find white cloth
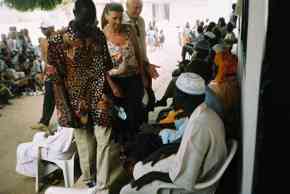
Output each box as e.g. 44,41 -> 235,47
44,186 -> 105,194
7,39 -> 17,51
204,31 -> 216,40
176,73 -> 206,95
120,103 -> 227,194
16,126 -> 74,177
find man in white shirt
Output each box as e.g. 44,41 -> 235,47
120,73 -> 227,194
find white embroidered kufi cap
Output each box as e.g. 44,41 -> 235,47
176,73 -> 206,95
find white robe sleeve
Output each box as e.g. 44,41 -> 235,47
169,119 -> 211,192
32,126 -> 74,153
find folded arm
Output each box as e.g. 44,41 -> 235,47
142,142 -> 180,166
131,172 -> 172,190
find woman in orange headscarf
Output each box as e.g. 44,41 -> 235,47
209,39 -> 240,113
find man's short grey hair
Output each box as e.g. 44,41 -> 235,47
126,0 -> 143,7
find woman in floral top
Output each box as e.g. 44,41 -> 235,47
101,2 -> 146,143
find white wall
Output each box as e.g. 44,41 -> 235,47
208,0 -> 233,22
170,1 -> 208,27
141,3 -> 154,23
240,0 -> 269,194
169,0 -> 234,27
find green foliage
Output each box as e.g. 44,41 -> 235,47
4,0 -> 65,11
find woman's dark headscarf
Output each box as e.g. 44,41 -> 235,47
72,0 -> 97,39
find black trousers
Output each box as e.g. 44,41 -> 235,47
39,80 -> 55,126
113,74 -> 145,136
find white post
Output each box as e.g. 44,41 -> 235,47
241,0 -> 269,194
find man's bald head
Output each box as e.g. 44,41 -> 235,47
126,0 -> 143,18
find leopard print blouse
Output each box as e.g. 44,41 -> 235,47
48,24 -> 113,128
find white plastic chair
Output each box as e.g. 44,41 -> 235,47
35,142 -> 77,192
159,139 -> 238,194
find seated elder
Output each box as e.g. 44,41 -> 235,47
120,72 -> 227,194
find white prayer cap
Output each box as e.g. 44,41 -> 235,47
204,31 -> 216,39
40,20 -> 54,28
176,73 -> 206,95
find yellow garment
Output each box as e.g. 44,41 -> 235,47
159,109 -> 184,124
209,79 -> 239,112
214,51 -> 238,83
211,50 -> 239,113
213,52 -> 224,83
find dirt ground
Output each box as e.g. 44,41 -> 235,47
0,95 -> 54,194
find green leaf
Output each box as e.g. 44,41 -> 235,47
3,0 -> 65,11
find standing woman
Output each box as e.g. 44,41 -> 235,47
101,2 -> 146,142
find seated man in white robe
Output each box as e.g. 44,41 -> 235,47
16,124 -> 74,177
120,72 -> 227,194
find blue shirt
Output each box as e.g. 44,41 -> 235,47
159,86 -> 224,144
159,118 -> 189,144
205,86 -> 224,118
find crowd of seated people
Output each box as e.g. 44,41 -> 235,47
117,14 -> 239,194
180,17 -> 237,62
14,1 -> 239,194
0,26 -> 44,109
